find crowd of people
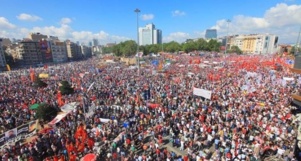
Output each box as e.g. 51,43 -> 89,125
0,53 -> 299,161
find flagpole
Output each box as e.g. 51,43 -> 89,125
83,82 -> 95,122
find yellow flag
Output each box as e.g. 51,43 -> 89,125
6,64 -> 11,71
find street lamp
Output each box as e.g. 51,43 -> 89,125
294,25 -> 301,56
224,19 -> 231,54
134,8 -> 140,75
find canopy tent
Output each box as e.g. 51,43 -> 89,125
29,103 -> 40,110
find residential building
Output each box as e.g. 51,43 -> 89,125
92,39 -> 99,46
205,29 -> 217,39
49,40 -> 68,63
49,36 -> 59,41
66,40 -> 82,60
5,44 -> 19,61
0,39 -> 6,68
228,34 -> 278,54
106,43 -> 116,47
92,46 -> 102,55
138,23 -> 162,45
18,40 -> 43,66
0,38 -> 12,47
39,39 -> 53,63
277,44 -> 293,55
28,33 -> 48,41
80,45 -> 92,58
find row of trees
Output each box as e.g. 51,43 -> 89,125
102,38 -> 231,56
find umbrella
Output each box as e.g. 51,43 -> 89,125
81,153 -> 96,161
29,103 -> 40,110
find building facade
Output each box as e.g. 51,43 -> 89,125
39,39 -> 53,63
49,40 -> 68,63
92,39 -> 99,46
28,33 -> 48,41
18,40 -> 43,66
0,39 -> 6,68
80,45 -> 92,58
229,34 -> 278,54
205,29 -> 217,39
139,23 -> 162,46
66,40 -> 82,60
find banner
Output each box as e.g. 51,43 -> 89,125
0,120 -> 38,148
48,112 -> 69,125
60,102 -> 78,113
39,73 -> 49,78
193,87 -> 212,100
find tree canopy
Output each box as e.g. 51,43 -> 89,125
59,80 -> 74,95
101,38 -> 222,56
33,76 -> 47,88
35,103 -> 60,122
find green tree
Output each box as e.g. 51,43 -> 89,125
35,103 -> 60,122
229,46 -> 243,54
2,46 -> 15,67
290,46 -> 301,55
33,76 -> 47,88
112,44 -> 122,56
121,40 -> 137,57
182,41 -> 197,53
207,39 -> 221,52
59,80 -> 74,95
102,46 -> 113,54
165,41 -> 181,53
195,38 -> 208,51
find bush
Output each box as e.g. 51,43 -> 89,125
59,80 -> 74,95
35,103 -> 60,122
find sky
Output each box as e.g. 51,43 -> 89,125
0,0 -> 301,45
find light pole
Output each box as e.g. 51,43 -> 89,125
294,25 -> 301,56
224,19 -> 231,54
134,8 -> 140,75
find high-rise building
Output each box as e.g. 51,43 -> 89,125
205,29 -> 217,39
0,39 -> 7,68
138,23 -> 162,46
28,33 -> 48,41
229,34 -> 278,54
88,42 -> 93,47
49,40 -> 68,63
92,39 -> 99,46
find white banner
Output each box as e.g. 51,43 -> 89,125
99,118 -> 111,123
193,87 -> 212,100
60,102 -> 78,113
48,112 -> 69,125
283,77 -> 294,81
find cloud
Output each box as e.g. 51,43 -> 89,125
163,32 -> 190,43
209,3 -> 301,44
172,10 -> 186,17
60,18 -> 72,25
0,17 -> 16,29
141,14 -> 154,21
17,13 -> 42,21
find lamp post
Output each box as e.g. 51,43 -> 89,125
294,26 -> 301,56
224,19 -> 231,54
134,8 -> 140,76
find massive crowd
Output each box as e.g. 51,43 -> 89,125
0,53 -> 299,161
